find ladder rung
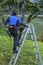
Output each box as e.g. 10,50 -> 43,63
30,33 -> 33,35
35,52 -> 40,55
31,39 -> 35,41
36,58 -> 40,61
33,46 -> 38,48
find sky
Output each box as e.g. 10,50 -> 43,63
30,0 -> 38,3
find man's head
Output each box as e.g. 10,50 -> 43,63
12,11 -> 16,16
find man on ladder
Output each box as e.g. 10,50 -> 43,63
2,11 -> 28,53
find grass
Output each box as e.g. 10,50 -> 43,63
0,36 -> 43,65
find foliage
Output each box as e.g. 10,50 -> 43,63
0,0 -> 43,64
0,6 -> 2,15
0,17 -> 43,41
0,0 -> 43,17
0,38 -> 43,65
0,0 -> 17,6
32,18 -> 43,41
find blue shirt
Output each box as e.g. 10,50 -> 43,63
3,16 -> 23,26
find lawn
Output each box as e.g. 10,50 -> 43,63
0,36 -> 43,65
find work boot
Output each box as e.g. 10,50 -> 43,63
17,44 -> 21,47
13,50 -> 18,54
19,41 -> 22,45
13,48 -> 18,54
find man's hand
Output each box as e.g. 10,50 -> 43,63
1,16 -> 4,20
26,23 -> 29,27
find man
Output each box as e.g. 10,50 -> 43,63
2,12 -> 29,53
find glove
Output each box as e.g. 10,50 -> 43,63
26,23 -> 29,27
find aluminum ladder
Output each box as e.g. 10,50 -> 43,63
9,23 -> 43,65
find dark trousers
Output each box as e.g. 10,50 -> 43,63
19,27 -> 24,41
9,27 -> 19,51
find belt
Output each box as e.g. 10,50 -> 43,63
9,25 -> 14,29
9,25 -> 17,29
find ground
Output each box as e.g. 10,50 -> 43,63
0,36 -> 43,65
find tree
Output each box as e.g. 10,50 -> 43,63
40,0 -> 43,6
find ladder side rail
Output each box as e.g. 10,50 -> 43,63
31,24 -> 43,65
13,26 -> 30,65
9,54 -> 16,65
29,25 -> 39,64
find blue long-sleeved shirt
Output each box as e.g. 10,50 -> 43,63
3,15 -> 27,27
3,15 -> 27,28
3,16 -> 23,26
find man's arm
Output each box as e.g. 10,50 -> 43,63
20,22 -> 28,27
2,17 -> 9,25
18,18 -> 29,27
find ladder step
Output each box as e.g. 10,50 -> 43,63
30,33 -> 33,35
36,58 -> 40,61
31,39 -> 35,41
35,52 -> 40,55
33,46 -> 37,48
27,32 -> 33,35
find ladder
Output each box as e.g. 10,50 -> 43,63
9,23 -> 43,65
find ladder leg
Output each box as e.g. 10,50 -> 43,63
9,54 -> 16,65
30,23 -> 43,65
29,25 -> 39,65
31,24 -> 43,65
